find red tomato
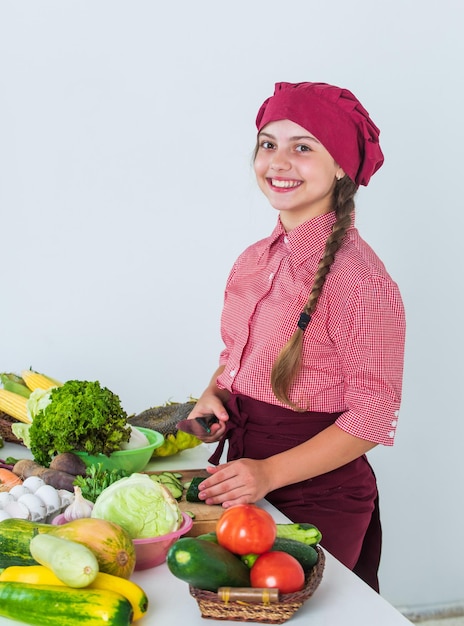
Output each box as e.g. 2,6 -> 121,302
216,504 -> 277,555
250,551 -> 305,594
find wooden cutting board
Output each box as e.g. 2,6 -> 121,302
145,468 -> 224,537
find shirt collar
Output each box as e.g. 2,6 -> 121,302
263,212 -> 340,266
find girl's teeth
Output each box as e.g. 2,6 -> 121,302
271,179 -> 300,188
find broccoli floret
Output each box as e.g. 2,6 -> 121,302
29,380 -> 131,466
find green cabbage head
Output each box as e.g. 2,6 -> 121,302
91,473 -> 182,539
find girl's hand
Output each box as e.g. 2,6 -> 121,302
186,391 -> 229,443
198,458 -> 273,507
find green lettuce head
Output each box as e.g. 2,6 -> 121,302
91,473 -> 182,539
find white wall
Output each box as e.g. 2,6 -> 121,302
1,0 -> 463,612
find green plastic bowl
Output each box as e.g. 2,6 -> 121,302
74,427 -> 164,474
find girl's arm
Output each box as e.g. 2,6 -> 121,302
199,424 -> 377,507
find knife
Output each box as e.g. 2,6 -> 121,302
176,414 -> 219,437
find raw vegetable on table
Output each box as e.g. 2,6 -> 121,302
215,504 -> 277,555
0,566 -> 149,622
29,380 -> 131,466
73,463 -> 130,503
12,452 -> 88,492
0,513 -> 147,624
0,582 -> 134,626
250,550 -> 306,594
0,370 -> 58,424
167,504 -> 323,596
91,473 -> 183,539
0,468 -> 23,492
167,536 -> 252,591
275,522 -> 322,546
29,533 -> 100,588
0,517 -> 136,578
2,368 -> 203,459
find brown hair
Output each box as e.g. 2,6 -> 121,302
270,176 -> 359,410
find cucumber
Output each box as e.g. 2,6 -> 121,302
150,472 -> 184,499
0,581 -> 133,626
276,522 -> 322,546
238,536 -> 319,572
185,476 -> 206,502
271,537 -> 318,572
167,537 -> 251,591
196,531 -> 218,542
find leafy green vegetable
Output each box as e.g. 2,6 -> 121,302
73,464 -> 130,503
26,388 -> 53,421
91,473 -> 183,539
11,423 -> 32,448
29,380 -> 131,467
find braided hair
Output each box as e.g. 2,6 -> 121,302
270,176 -> 359,410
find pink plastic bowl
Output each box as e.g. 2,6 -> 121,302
132,512 -> 193,570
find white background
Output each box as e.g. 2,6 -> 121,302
1,0 -> 463,612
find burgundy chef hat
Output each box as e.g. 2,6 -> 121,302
255,82 -> 384,186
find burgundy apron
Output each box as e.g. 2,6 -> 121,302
209,394 -> 381,592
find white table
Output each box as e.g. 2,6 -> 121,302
0,442 -> 412,625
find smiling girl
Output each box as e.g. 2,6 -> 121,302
186,82 -> 406,592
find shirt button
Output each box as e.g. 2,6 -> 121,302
284,236 -> 289,244
394,410 -> 399,417
391,420 -> 397,427
269,273 -> 274,281
229,369 -> 236,377
388,430 -> 395,438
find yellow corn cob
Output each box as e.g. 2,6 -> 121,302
21,370 -> 62,392
0,389 -> 31,423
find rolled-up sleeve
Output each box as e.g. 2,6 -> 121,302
333,276 -> 406,445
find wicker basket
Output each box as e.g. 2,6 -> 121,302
189,545 -> 325,624
0,412 -> 25,445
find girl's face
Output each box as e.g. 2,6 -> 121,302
254,119 -> 343,230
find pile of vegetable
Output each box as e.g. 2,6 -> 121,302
0,453 -> 183,543
167,504 -> 322,595
29,379 -> 131,466
0,516 -> 147,624
1,369 -> 204,459
0,370 -> 135,466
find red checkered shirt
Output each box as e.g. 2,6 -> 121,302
216,212 -> 406,446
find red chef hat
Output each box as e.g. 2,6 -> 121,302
255,82 -> 384,186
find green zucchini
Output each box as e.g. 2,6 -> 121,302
0,581 -> 133,626
166,537 -> 251,591
276,522 -> 322,546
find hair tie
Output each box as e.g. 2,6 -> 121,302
297,312 -> 311,331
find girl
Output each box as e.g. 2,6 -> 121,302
187,82 -> 406,591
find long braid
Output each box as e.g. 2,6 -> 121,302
270,177 -> 358,410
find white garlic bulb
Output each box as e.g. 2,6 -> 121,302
63,486 -> 94,521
